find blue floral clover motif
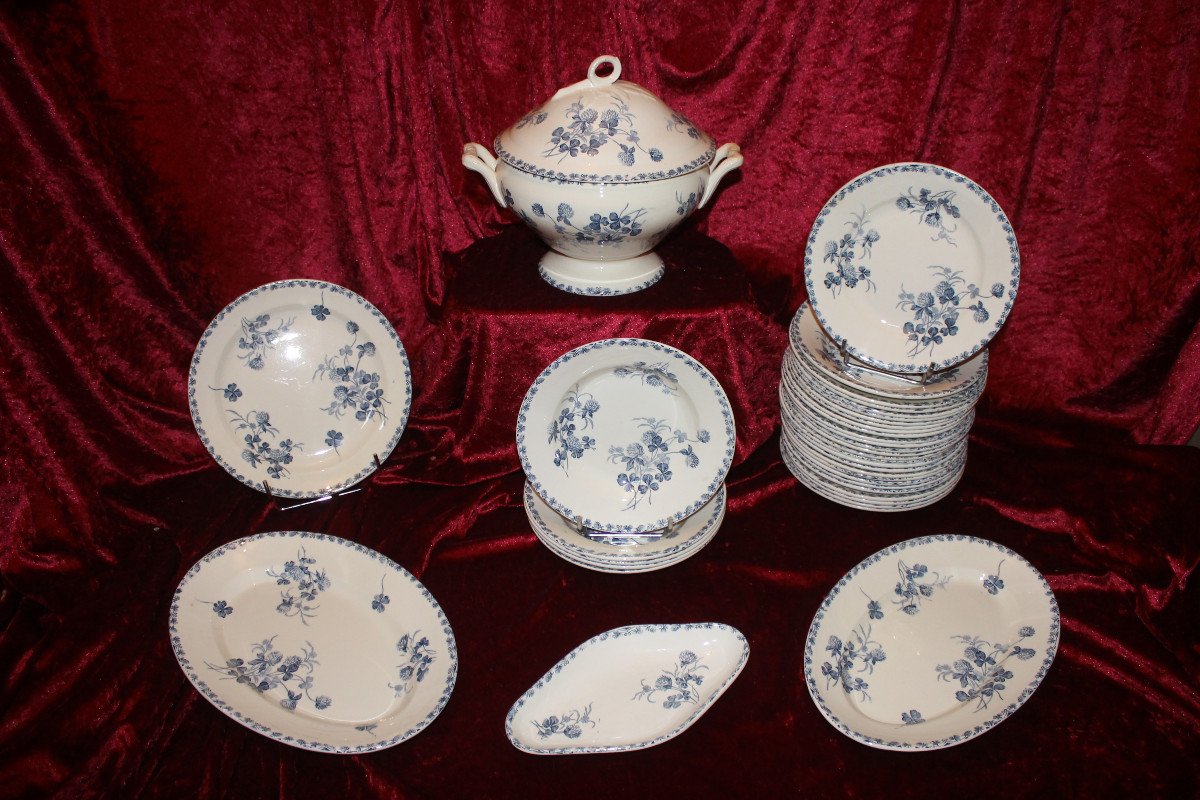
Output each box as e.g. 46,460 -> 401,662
901,709 -> 924,725
211,600 -> 233,618
898,266 -> 1007,359
526,200 -> 649,246
896,187 -> 961,244
982,560 -> 1006,595
612,361 -> 681,395
212,383 -> 242,402
310,302 -> 331,321
371,576 -> 389,612
541,96 -> 663,167
388,631 -> 437,696
935,628 -> 1037,712
676,191 -> 699,216
820,624 -> 886,702
206,636 -> 331,712
548,386 -> 600,474
533,704 -> 595,740
228,409 -> 302,480
823,208 -> 879,296
607,418 -> 707,511
633,650 -> 708,709
237,313 -> 293,370
313,322 -> 389,424
892,560 -> 951,615
324,430 -> 344,453
266,548 -> 330,625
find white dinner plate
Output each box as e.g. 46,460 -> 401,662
524,481 -> 726,573
506,623 -> 748,754
170,531 -> 456,753
805,535 -> 1058,749
803,164 -> 1018,373
518,339 -> 735,534
189,280 -> 412,497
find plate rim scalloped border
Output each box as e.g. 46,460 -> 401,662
803,163 -> 1019,373
505,622 -> 749,754
804,533 -> 1059,750
169,530 -> 457,754
188,279 -> 412,498
516,338 -> 736,534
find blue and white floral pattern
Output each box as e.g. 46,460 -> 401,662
901,709 -> 924,725
228,409 -> 302,480
676,190 -> 698,216
608,417 -> 709,511
525,201 -> 648,247
632,650 -> 709,709
211,600 -> 233,618
211,383 -> 242,402
206,636 -> 332,712
936,627 -> 1038,712
389,631 -> 437,696
893,560 -> 951,615
548,385 -> 600,473
983,561 -> 1006,595
372,576 -> 389,612
614,361 -> 681,395
267,547 -> 330,625
238,314 -> 293,371
313,320 -> 389,423
897,265 -> 1008,359
542,96 -> 665,167
532,704 -> 596,739
823,208 -> 880,296
820,624 -> 887,702
897,187 -> 961,245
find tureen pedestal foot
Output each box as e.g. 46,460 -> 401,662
538,250 -> 664,296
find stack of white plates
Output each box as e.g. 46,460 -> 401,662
517,338 -> 736,572
788,163 -> 1019,511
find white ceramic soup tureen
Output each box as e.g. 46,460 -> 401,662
463,55 -> 743,296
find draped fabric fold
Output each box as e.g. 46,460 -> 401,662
1,1 -> 1197,797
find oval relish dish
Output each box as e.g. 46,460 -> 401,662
506,623 -> 748,754
517,338 -> 735,534
803,163 -> 1019,374
804,534 -> 1058,749
189,280 -> 412,498
170,531 -> 456,753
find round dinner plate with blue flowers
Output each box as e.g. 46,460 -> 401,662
803,163 -> 1019,374
804,535 -> 1059,750
517,338 -> 735,534
189,280 -> 412,498
170,531 -> 457,753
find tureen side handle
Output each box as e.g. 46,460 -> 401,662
697,143 -> 743,209
462,142 -> 507,207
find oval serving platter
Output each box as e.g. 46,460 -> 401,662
517,339 -> 735,534
803,164 -> 1019,374
506,623 -> 748,754
189,280 -> 412,498
804,534 -> 1058,749
170,531 -> 456,753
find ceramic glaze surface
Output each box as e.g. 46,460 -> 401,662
804,535 -> 1058,750
803,163 -> 1019,373
506,623 -> 748,754
189,281 -> 412,498
170,531 -> 457,753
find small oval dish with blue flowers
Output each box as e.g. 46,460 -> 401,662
803,163 -> 1019,374
517,338 -> 735,535
169,531 -> 457,753
506,623 -> 748,754
189,280 -> 412,498
805,534 -> 1058,750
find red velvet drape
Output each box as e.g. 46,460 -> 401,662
1,2 -> 1198,797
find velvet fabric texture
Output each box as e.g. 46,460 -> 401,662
2,1 -> 1199,797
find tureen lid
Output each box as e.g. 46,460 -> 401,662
495,55 -> 717,184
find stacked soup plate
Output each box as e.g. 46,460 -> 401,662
517,339 -> 735,572
784,162 -> 1018,510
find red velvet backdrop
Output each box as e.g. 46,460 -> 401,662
2,1 -> 1199,797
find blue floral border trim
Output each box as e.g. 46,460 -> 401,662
168,531 -> 457,754
524,482 -> 725,568
495,139 -> 715,185
188,280 -> 413,498
505,622 -> 749,754
537,264 -> 664,296
516,338 -> 737,534
802,164 -> 1020,373
802,534 -> 1059,750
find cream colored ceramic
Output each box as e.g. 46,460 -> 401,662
463,55 -> 742,295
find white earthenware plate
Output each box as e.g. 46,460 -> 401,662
804,535 -> 1058,749
189,280 -> 412,497
170,531 -> 456,753
524,482 -> 726,573
803,164 -> 1018,373
518,339 -> 735,534
506,623 -> 748,754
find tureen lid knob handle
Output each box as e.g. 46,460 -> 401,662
586,55 -> 622,86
